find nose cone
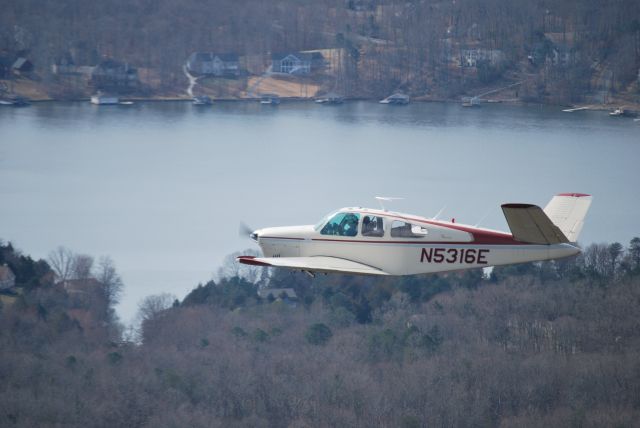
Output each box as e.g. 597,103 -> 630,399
250,231 -> 259,242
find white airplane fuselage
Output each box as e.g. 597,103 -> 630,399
251,207 -> 580,276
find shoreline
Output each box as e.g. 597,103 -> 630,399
6,94 -> 639,113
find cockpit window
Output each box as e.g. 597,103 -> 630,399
361,215 -> 385,237
390,220 -> 429,238
314,211 -> 338,231
320,212 -> 360,237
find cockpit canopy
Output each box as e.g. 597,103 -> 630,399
315,210 -> 431,239
320,212 -> 360,237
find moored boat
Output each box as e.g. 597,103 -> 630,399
315,92 -> 344,105
380,93 -> 409,105
91,93 -> 119,105
192,95 -> 213,105
260,94 -> 280,105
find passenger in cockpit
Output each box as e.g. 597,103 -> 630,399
342,214 -> 359,236
362,216 -> 372,235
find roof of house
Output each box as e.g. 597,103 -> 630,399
190,52 -> 239,62
12,57 -> 31,69
94,59 -> 136,73
272,52 -> 318,61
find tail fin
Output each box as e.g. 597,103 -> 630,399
502,204 -> 569,244
543,193 -> 592,242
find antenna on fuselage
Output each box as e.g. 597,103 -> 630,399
431,205 -> 446,220
375,196 -> 403,211
473,207 -> 493,228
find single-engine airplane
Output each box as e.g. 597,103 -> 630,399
238,193 -> 592,277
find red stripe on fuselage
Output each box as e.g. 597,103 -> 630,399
310,237 -> 520,245
259,236 -> 305,241
380,213 -> 515,242
260,213 -> 520,245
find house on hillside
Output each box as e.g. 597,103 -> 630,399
69,43 -> 100,68
52,49 -> 97,76
52,52 -> 76,75
0,264 -> 16,290
59,278 -> 102,294
545,33 -> 576,67
51,52 -> 89,76
186,53 -> 240,77
271,52 -> 325,75
12,57 -> 34,75
91,59 -> 138,90
460,48 -> 505,68
528,33 -> 577,68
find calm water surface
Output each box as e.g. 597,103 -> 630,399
1,101 -> 638,323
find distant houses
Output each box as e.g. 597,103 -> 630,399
0,54 -> 34,77
90,59 -> 138,90
51,53 -> 139,91
51,44 -> 100,76
186,53 -> 240,77
271,52 -> 325,75
12,57 -> 34,75
51,52 -> 94,76
460,48 -> 505,68
528,33 -> 577,68
184,50 -> 327,77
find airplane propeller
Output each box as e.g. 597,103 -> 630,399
239,222 -> 258,241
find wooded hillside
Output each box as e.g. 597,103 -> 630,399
1,0 -> 639,102
1,238 -> 639,426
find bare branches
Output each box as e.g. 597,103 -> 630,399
95,256 -> 123,306
48,246 -> 74,282
136,293 -> 176,325
71,254 -> 94,280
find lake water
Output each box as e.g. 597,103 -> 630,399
1,101 -> 638,323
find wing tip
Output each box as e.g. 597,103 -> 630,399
237,256 -> 272,267
556,192 -> 591,198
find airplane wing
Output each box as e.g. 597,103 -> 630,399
237,256 -> 390,276
501,203 -> 569,245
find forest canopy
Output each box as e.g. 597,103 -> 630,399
1,238 -> 639,426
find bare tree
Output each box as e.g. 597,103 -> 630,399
95,256 -> 123,306
71,254 -> 94,280
216,248 -> 264,284
136,293 -> 176,324
47,246 -> 74,282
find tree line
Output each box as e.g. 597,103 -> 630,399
1,237 -> 639,427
